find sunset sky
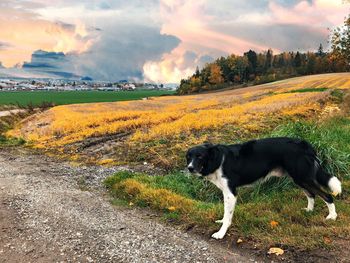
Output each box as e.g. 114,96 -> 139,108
0,0 -> 349,83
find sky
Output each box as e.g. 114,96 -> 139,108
0,0 -> 349,83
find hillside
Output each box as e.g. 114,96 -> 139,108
5,73 -> 350,260
8,73 -> 350,168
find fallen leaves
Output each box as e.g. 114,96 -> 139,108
268,247 -> 284,256
168,206 -> 176,212
270,220 -> 279,228
323,236 -> 332,244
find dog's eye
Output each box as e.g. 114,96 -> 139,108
197,154 -> 203,159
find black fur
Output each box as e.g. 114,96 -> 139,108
186,137 -> 335,204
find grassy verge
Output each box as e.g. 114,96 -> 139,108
0,112 -> 28,147
105,117 -> 350,249
0,135 -> 25,146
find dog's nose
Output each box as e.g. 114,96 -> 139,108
188,166 -> 194,173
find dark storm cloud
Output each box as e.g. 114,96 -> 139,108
70,23 -> 180,81
19,24 -> 180,81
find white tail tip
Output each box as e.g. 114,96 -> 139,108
328,177 -> 342,196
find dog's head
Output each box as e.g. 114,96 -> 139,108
186,143 -> 222,176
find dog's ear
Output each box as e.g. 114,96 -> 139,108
203,145 -> 222,174
201,145 -> 222,176
208,144 -> 219,159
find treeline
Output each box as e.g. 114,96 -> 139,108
177,16 -> 350,95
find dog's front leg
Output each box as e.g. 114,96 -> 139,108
212,192 -> 236,239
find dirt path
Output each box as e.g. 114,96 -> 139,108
0,147 -> 257,263
0,109 -> 25,117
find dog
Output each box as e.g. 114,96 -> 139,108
186,137 -> 342,239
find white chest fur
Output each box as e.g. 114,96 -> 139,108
206,167 -> 225,190
206,163 -> 231,195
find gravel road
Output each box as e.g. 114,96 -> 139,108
0,147 -> 257,263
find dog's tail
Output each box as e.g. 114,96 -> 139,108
315,163 -> 342,196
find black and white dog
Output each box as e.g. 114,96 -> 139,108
186,137 -> 342,239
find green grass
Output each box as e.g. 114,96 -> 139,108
0,135 -> 25,146
285,87 -> 329,93
105,117 -> 350,249
0,110 -> 29,146
0,90 -> 175,107
271,118 -> 350,178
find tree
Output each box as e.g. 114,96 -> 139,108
294,52 -> 302,67
177,79 -> 191,95
276,53 -> 285,68
229,55 -> 249,83
208,64 -> 224,85
216,57 -> 232,82
317,43 -> 325,57
330,15 -> 350,68
265,49 -> 273,69
195,66 -> 200,77
189,76 -> 201,92
244,50 -> 258,75
306,52 -> 316,74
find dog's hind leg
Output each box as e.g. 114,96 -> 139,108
212,191 -> 236,239
293,180 -> 316,212
303,190 -> 315,212
305,181 -> 337,220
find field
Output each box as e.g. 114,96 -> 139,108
8,73 -> 350,167
0,90 -> 174,107
6,73 -> 350,258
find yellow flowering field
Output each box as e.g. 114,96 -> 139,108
8,73 -> 350,168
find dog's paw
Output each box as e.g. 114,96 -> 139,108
215,219 -> 223,224
326,213 -> 337,220
302,207 -> 313,212
211,231 -> 225,239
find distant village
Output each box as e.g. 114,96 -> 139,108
0,79 -> 176,92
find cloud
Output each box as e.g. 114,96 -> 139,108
71,23 -> 180,81
143,0 -> 350,83
0,41 -> 11,50
143,0 -> 269,83
1,0 -> 349,83
267,0 -> 348,28
209,23 -> 327,52
0,0 -> 180,81
0,2 -> 97,68
143,47 -> 215,83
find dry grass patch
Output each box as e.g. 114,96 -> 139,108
7,73 -> 350,168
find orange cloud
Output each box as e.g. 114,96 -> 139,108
0,6 -> 94,67
160,0 -> 268,55
144,0 -> 270,83
143,43 -> 197,83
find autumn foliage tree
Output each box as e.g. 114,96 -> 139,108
330,15 -> 350,71
208,64 -> 224,85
